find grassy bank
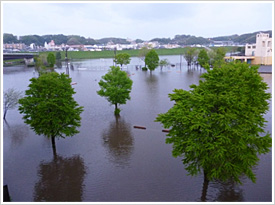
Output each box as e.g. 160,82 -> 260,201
40,46 -> 240,60
40,48 -> 188,60
3,59 -> 25,66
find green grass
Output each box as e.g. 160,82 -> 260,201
3,59 -> 25,66
40,48 -> 190,60
38,46 -> 240,60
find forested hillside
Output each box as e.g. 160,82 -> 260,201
3,30 -> 272,46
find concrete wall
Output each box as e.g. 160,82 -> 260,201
245,33 -> 272,65
251,56 -> 272,65
245,43 -> 256,56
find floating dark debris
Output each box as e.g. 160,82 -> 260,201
133,126 -> 146,130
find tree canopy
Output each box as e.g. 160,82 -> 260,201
159,59 -> 170,70
145,49 -> 159,72
55,52 -> 62,61
47,53 -> 56,68
97,66 -> 133,115
114,53 -> 131,69
156,62 -> 271,185
213,47 -> 226,67
197,49 -> 210,69
18,72 -> 83,155
3,33 -> 18,44
183,47 -> 197,66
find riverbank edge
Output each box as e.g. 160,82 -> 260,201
38,46 -> 239,60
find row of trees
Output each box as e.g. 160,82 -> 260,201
183,47 -> 226,69
114,48 -> 169,73
33,52 -> 62,75
3,33 -> 135,46
114,46 -> 227,73
137,46 -> 170,71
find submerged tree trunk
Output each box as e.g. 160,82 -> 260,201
114,103 -> 120,116
201,170 -> 209,202
51,136 -> 57,158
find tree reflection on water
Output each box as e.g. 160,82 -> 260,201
199,179 -> 244,202
3,120 -> 29,148
33,155 -> 86,202
102,115 -> 134,168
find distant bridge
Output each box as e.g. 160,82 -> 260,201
3,53 -> 39,61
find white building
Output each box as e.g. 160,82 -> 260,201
44,42 -> 49,49
245,33 -> 272,65
30,43 -> 36,50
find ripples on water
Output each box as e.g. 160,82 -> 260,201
3,57 -> 272,202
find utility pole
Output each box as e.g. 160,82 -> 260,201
113,47 -> 117,66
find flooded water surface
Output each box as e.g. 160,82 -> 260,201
3,56 -> 272,202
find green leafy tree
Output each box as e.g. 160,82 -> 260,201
145,49 -> 159,73
183,47 -> 197,66
34,56 -> 43,69
156,62 -> 271,199
34,55 -> 52,76
3,88 -> 22,120
207,50 -> 216,67
237,46 -> 245,55
47,53 -> 56,68
97,66 -> 133,116
55,52 -> 62,61
213,47 -> 226,67
197,49 -> 210,69
18,72 -> 83,156
159,59 -> 170,70
114,53 -> 131,69
138,46 -> 150,67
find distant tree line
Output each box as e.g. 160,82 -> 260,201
3,33 -> 140,46
210,30 -> 272,44
3,30 -> 272,46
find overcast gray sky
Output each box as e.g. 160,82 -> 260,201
2,1 -> 273,41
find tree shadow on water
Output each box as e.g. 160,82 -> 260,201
33,155 -> 86,202
102,115 -> 134,168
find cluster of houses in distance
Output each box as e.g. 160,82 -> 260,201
3,33 -> 272,65
3,39 -> 242,53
